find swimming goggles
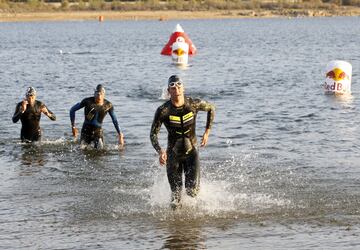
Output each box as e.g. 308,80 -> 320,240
168,81 -> 182,88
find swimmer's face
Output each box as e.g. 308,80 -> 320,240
94,91 -> 105,103
168,82 -> 184,99
26,94 -> 36,104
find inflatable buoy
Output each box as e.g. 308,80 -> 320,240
171,36 -> 189,65
323,60 -> 352,95
161,24 -> 196,65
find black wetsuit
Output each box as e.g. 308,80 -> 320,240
150,96 -> 215,203
70,97 -> 121,149
12,100 -> 56,142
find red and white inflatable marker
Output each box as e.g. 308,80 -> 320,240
161,24 -> 196,65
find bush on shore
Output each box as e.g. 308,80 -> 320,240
1,0 -> 360,12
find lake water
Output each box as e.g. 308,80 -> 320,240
1,17 -> 360,249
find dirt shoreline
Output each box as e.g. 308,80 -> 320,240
1,9 -> 360,22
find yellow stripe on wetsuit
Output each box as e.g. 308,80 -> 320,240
176,129 -> 190,135
170,112 -> 194,122
169,115 -> 181,124
183,112 -> 194,123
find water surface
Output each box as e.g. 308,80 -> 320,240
1,17 -> 360,249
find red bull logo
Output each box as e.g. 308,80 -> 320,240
326,68 -> 348,81
173,48 -> 185,56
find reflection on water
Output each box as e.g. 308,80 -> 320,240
20,143 -> 46,169
325,93 -> 354,106
161,220 -> 206,250
174,63 -> 190,71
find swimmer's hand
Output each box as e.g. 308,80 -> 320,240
200,129 -> 211,147
72,126 -> 78,138
21,99 -> 28,113
118,133 -> 124,150
159,149 -> 167,166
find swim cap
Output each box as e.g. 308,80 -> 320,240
25,86 -> 36,97
168,75 -> 183,87
94,84 -> 105,94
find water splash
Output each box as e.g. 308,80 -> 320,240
41,137 -> 69,145
160,86 -> 170,100
147,158 -> 291,220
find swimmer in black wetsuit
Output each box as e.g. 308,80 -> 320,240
12,87 -> 56,142
150,75 -> 215,209
70,84 -> 124,149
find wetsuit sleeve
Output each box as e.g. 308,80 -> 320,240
41,103 -> 56,121
108,107 -> 121,134
69,101 -> 85,127
12,103 -> 22,123
150,107 -> 164,153
193,99 -> 215,129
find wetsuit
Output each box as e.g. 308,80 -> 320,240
150,96 -> 215,203
70,97 -> 121,149
12,100 -> 56,142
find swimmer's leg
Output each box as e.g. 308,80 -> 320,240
21,128 -> 41,142
80,131 -> 92,148
184,150 -> 200,198
93,129 -> 104,150
94,137 -> 104,150
167,153 -> 183,209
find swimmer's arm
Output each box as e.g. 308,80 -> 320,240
108,107 -> 122,134
150,116 -> 167,165
12,103 -> 23,123
109,107 -> 124,147
150,108 -> 163,154
201,128 -> 211,147
195,99 -> 215,130
69,102 -> 84,127
40,104 -> 56,121
70,102 -> 85,138
194,99 -> 215,147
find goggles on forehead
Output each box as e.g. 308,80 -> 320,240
168,81 -> 183,88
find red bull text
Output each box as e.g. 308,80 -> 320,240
324,82 -> 343,92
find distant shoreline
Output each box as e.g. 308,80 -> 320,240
1,9 -> 360,22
